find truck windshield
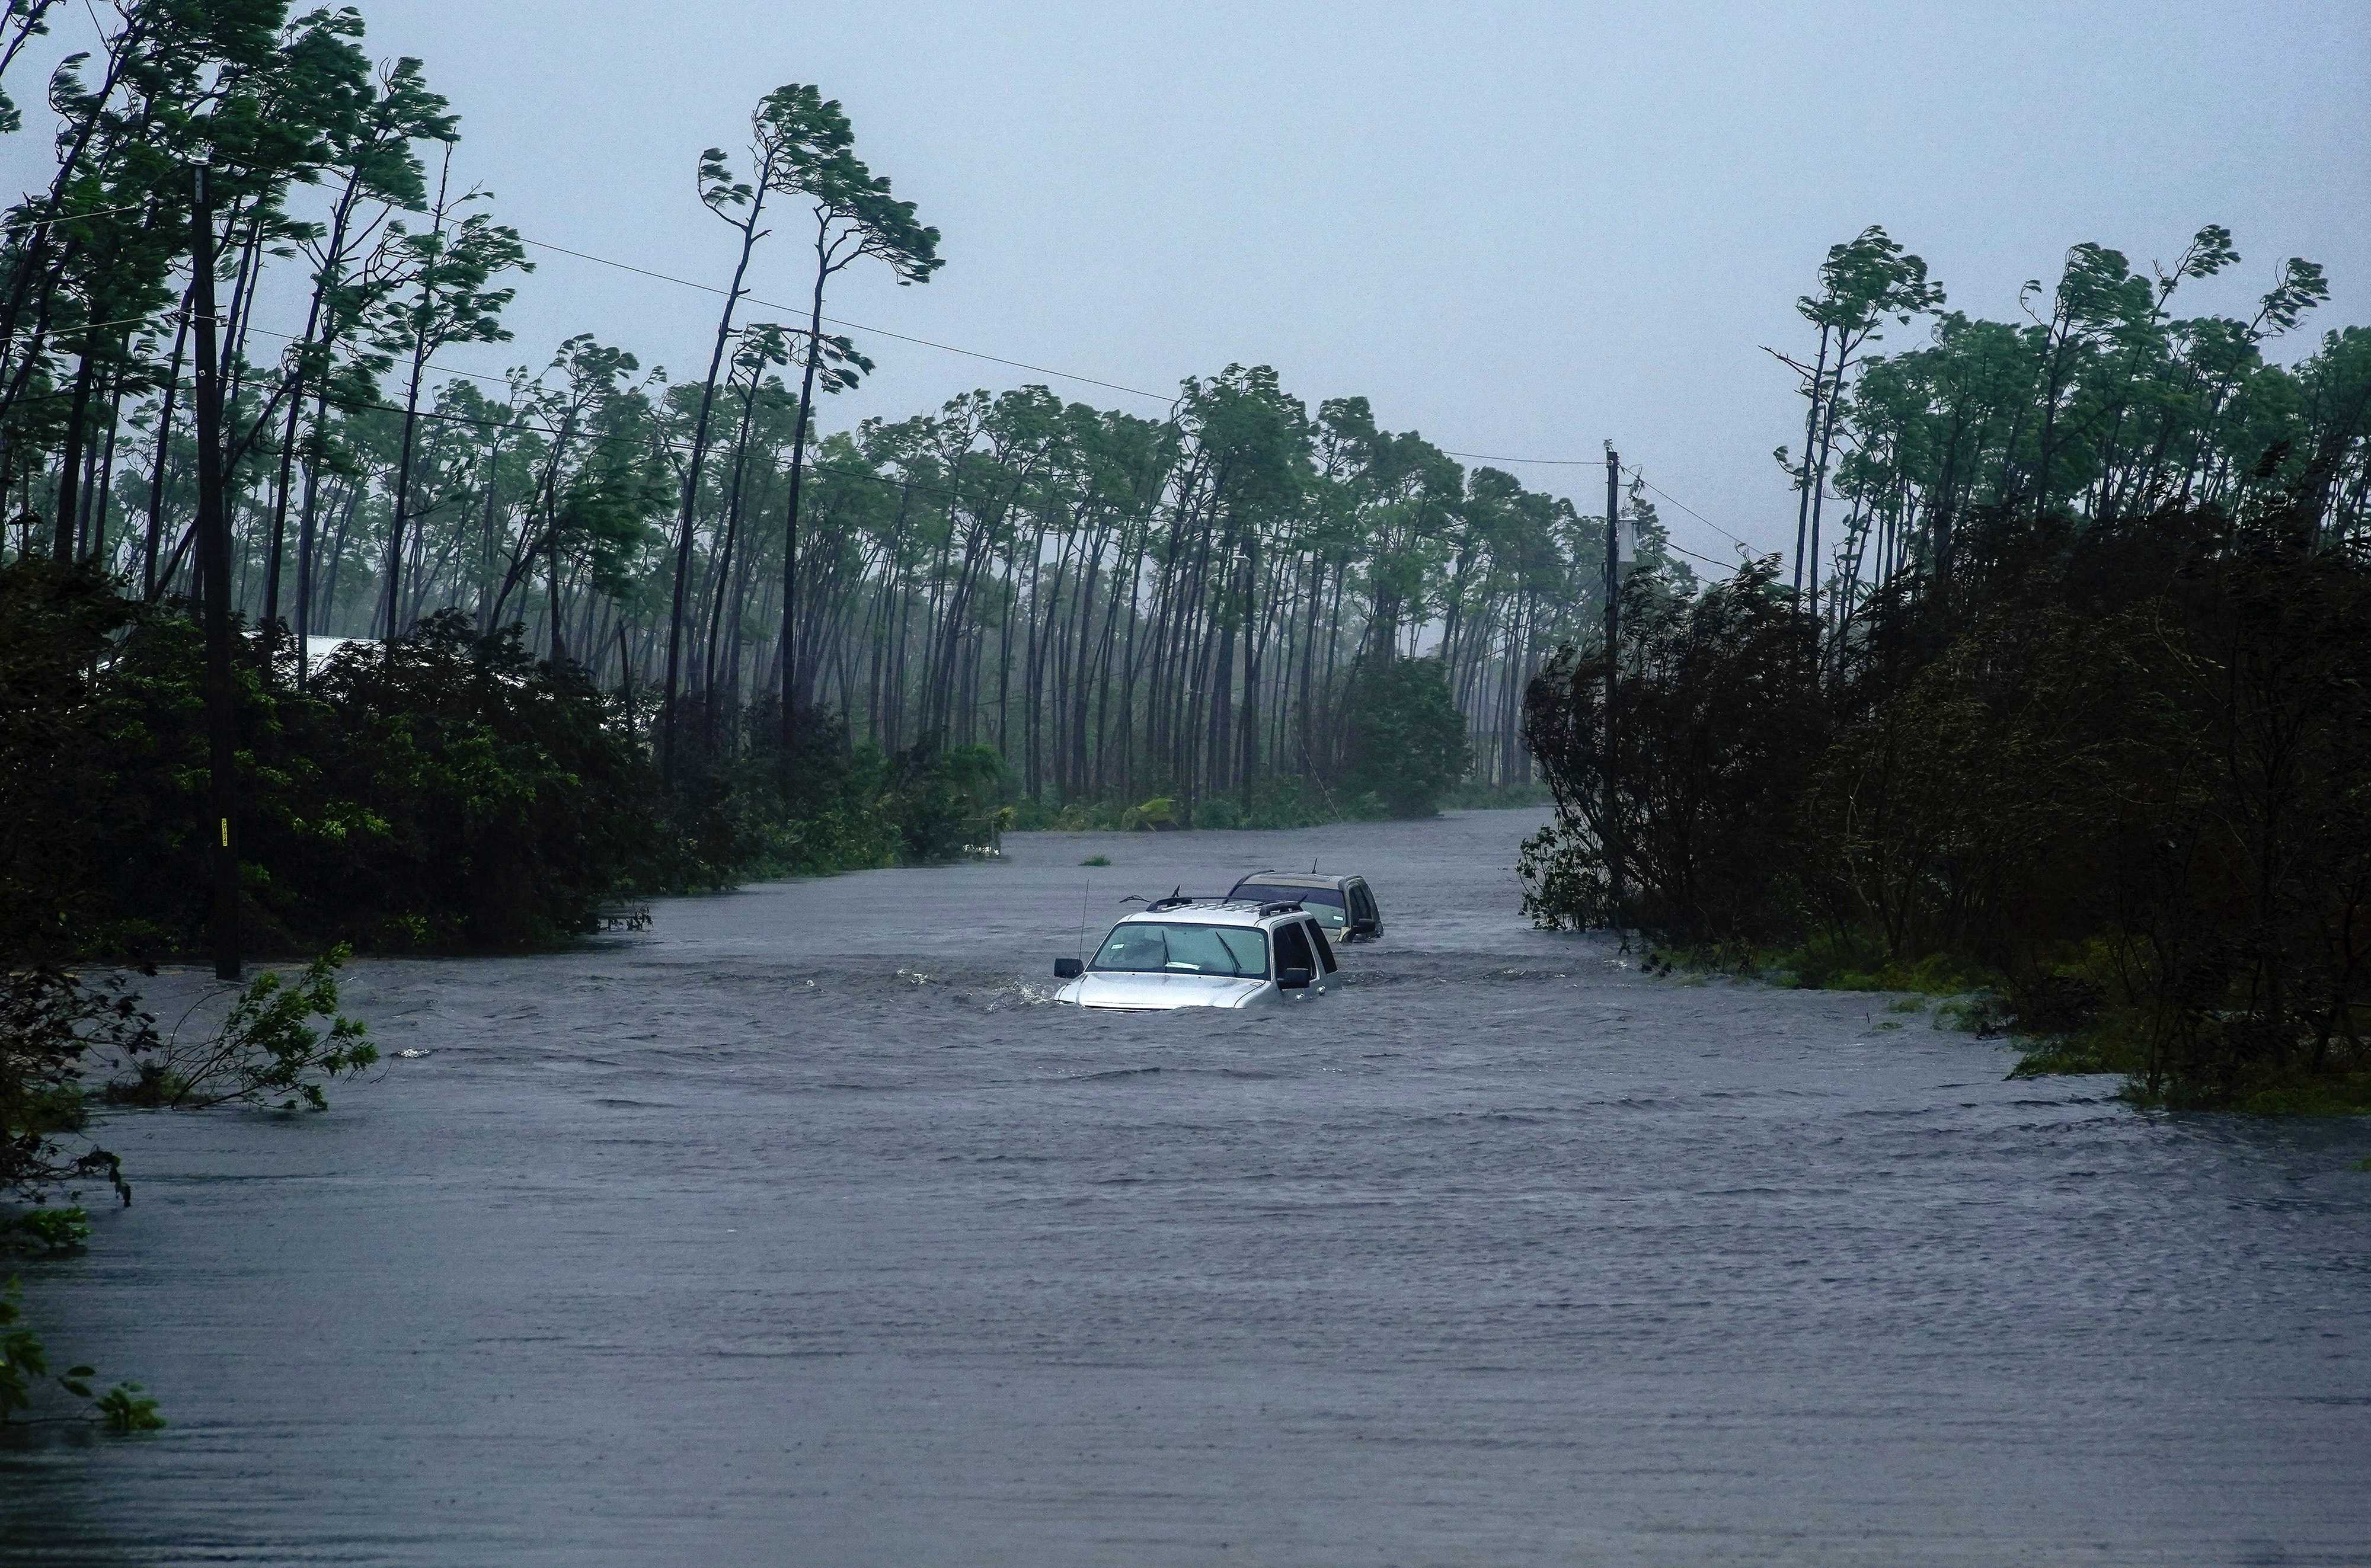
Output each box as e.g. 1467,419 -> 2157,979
1091,921 -> 1271,977
1230,883 -> 1347,927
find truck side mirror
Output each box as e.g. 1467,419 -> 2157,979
1054,958 -> 1084,979
1279,966 -> 1312,989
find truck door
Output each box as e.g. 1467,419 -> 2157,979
1273,920 -> 1318,989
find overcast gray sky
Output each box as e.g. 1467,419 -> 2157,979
13,2 -> 2370,562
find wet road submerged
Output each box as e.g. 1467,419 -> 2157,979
7,809 -> 2369,1564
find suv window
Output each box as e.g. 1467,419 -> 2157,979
1093,921 -> 1269,976
1349,882 -> 1378,929
1305,919 -> 1338,974
1271,921 -> 1316,985
1232,881 -> 1346,929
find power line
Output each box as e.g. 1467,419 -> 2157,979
187,224 -> 1765,570
173,338 -> 1085,520
1658,538 -> 1737,574
63,199 -> 1709,484
1622,465 -> 1759,556
1,201 -> 149,232
513,232 -> 1632,472
5,308 -> 177,343
225,322 -> 1762,580
1437,449 -> 1600,467
516,235 -> 1179,407
1,61 -> 1709,482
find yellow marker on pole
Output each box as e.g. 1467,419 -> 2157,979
221,817 -> 230,848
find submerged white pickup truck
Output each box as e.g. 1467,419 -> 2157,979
1052,896 -> 1339,1010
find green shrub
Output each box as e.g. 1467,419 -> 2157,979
1196,797 -> 1242,831
1,1275 -> 57,1422
1932,994 -> 2006,1035
882,743 -> 1005,863
1,1275 -> 157,1431
1342,655 -> 1471,817
95,1381 -> 164,1433
1520,559 -> 1819,937
1,966 -> 151,1207
2,1208 -> 90,1256
106,948 -> 375,1113
51,599 -> 662,955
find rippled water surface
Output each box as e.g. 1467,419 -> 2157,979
7,809 -> 2368,1564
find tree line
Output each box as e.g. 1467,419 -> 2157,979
0,1 -> 1664,843
1522,223 -> 2371,1110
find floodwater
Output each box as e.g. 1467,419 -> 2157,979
6,809 -> 2368,1565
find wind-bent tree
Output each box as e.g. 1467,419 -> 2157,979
493,332 -> 648,652
268,54 -> 453,654
1769,226 -> 1941,620
656,100 -> 795,779
368,149 -> 525,639
755,83 -> 941,747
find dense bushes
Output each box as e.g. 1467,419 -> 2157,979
0,561 -> 1018,963
0,562 -> 140,963
1341,655 -> 1474,818
1520,560 -> 1820,938
28,599 -> 660,956
1519,511 -> 2371,1108
1804,512 -> 2371,1108
1517,220 -> 2368,1111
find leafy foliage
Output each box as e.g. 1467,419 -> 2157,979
1,1275 -> 75,1422
1,1275 -> 158,1431
1517,221 -> 2371,1113
1532,507 -> 2371,1109
95,1380 -> 165,1432
1522,559 -> 1817,936
1524,222 -> 2371,1111
11,579 -> 663,955
882,742 -> 1005,864
0,965 -> 153,1207
1341,656 -> 1472,817
1,1207 -> 90,1256
0,562 -> 137,963
107,948 -> 375,1112
1539,544 -> 2370,1109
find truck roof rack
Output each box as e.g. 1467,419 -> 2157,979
1135,892 -> 1306,917
1142,891 -> 1232,913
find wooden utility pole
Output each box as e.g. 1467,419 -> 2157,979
190,158 -> 241,981
1603,443 -> 1623,938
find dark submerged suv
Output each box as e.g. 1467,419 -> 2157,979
1223,872 -> 1383,942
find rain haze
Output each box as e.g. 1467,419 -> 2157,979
6,5 -> 2371,1564
9,1 -> 2367,554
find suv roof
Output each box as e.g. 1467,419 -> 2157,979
1116,897 -> 1309,931
1231,872 -> 1360,889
